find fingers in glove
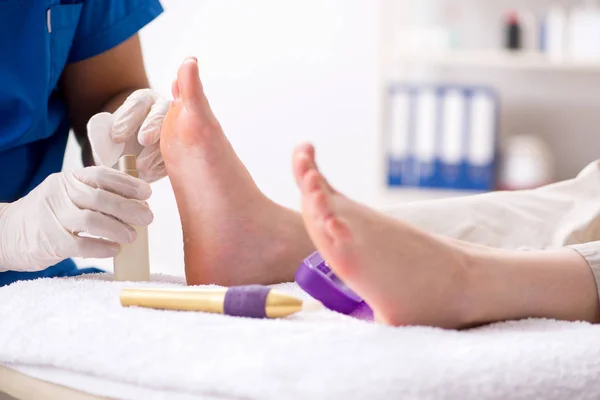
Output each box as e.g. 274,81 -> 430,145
73,236 -> 122,258
68,175 -> 154,226
139,99 -> 169,146
72,186 -> 154,227
137,144 -> 164,175
111,89 -> 157,143
63,209 -> 137,244
140,162 -> 167,184
73,166 -> 152,201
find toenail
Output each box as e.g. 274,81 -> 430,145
297,153 -> 311,166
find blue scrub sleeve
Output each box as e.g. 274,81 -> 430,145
0,259 -> 103,288
68,0 -> 163,63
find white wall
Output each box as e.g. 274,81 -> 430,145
65,0 -> 381,275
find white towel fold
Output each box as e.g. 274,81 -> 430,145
1,274 -> 600,400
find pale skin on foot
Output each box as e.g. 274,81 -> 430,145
160,58 -> 600,328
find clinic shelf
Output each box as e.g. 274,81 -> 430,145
394,50 -> 600,73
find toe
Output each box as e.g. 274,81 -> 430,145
319,172 -> 337,196
303,170 -> 323,194
305,190 -> 333,227
313,191 -> 331,219
293,144 -> 337,196
292,144 -> 314,187
300,161 -> 338,198
297,143 -> 315,160
177,57 -> 203,103
301,186 -> 338,248
324,216 -> 351,245
306,150 -> 338,195
171,79 -> 180,100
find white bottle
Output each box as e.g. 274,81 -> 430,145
570,0 -> 600,62
587,4 -> 600,61
439,89 -> 466,187
441,89 -> 466,167
546,5 -> 567,61
113,155 -> 151,282
567,4 -> 586,61
468,92 -> 496,168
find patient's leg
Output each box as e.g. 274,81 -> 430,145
293,144 -> 600,327
160,58 -> 313,285
381,161 -> 600,250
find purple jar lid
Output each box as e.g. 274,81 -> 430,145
295,251 -> 372,319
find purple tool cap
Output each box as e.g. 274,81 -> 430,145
295,251 -> 372,318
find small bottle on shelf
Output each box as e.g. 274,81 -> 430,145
545,5 -> 567,60
505,10 -> 522,51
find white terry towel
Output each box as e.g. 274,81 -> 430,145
1,274 -> 600,400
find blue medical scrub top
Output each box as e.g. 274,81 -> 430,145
0,0 -> 163,287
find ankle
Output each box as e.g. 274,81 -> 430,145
268,204 -> 315,282
455,246 -> 496,328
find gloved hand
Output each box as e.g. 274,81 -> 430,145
0,167 -> 153,272
88,89 -> 170,183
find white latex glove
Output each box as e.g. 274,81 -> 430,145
87,89 -> 170,183
0,167 -> 153,272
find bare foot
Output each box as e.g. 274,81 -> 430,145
160,58 -> 313,285
292,144 -> 472,328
